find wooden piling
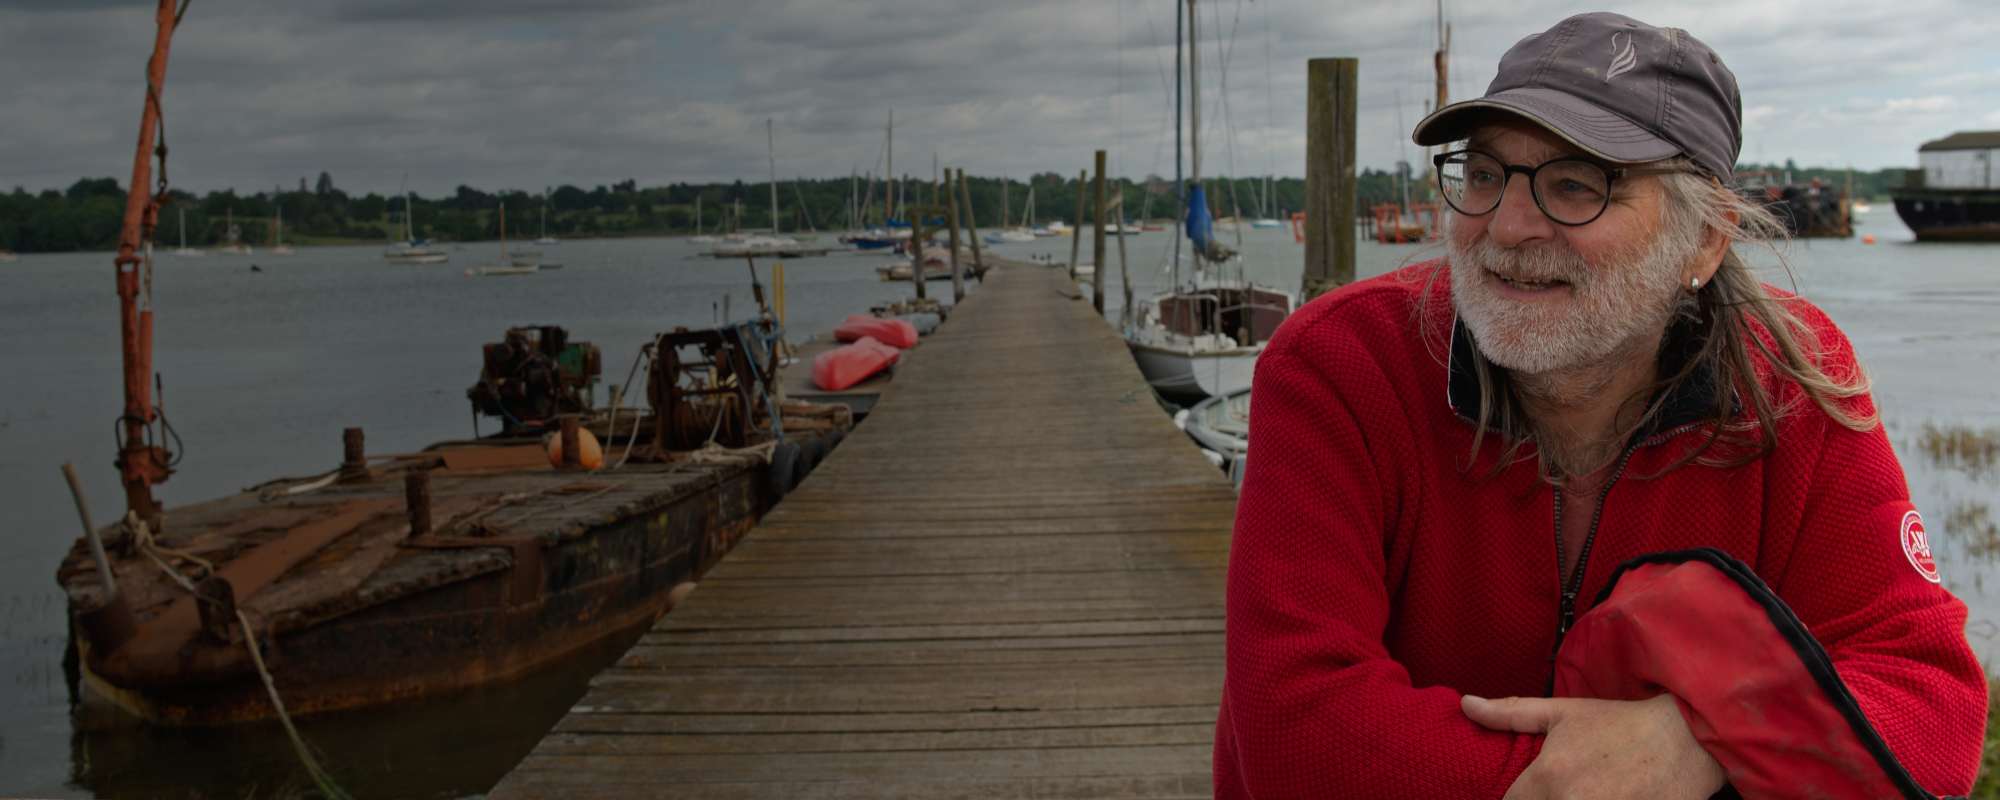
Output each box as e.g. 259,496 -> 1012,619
946,170 -> 965,303
1092,150 -> 1108,316
1304,57 -> 1359,302
1068,170 -> 1087,281
957,169 -> 984,277
1116,193 -> 1132,326
911,215 -> 927,300
341,427 -> 367,482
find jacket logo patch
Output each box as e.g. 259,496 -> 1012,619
1901,510 -> 1940,584
1605,32 -> 1638,81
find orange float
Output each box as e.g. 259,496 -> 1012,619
544,427 -> 605,469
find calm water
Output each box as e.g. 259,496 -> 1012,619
1,215 -> 1996,797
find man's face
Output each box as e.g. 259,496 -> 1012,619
1445,120 -> 1697,376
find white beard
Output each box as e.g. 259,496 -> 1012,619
1446,221 -> 1696,376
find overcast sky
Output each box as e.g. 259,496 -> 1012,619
4,0 -> 1996,197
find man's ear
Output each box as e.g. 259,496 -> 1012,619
1690,194 -> 1737,288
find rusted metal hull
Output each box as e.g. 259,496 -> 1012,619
61,426 -> 838,726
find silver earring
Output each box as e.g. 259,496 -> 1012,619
1690,276 -> 1701,291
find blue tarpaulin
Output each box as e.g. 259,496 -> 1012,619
1186,183 -> 1216,255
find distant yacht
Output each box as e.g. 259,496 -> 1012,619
172,206 -> 205,257
269,206 -> 295,255
383,190 -> 449,264
214,208 -> 253,255
534,191 -> 559,245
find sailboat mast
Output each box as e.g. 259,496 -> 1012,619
696,194 -> 702,234
499,200 -> 507,257
1001,180 -> 1009,229
886,109 -> 895,222
1188,0 -> 1200,186
1173,0 -> 1184,284
767,119 -> 779,234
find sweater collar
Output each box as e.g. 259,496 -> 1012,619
1445,314 -> 1722,441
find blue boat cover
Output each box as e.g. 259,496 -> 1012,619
1186,184 -> 1216,255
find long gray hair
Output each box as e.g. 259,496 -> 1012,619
1440,159 -> 1877,478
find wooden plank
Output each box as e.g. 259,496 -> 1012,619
492,262 -> 1236,798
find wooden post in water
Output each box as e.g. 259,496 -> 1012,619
1091,150 -> 1108,316
910,213 -> 927,300
1115,193 -> 1132,326
1304,57 -> 1359,302
956,169 -> 984,279
945,170 -> 965,303
1068,170 -> 1087,281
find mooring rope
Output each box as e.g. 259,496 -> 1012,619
120,511 -> 350,798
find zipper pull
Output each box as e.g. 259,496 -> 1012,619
1557,591 -> 1577,636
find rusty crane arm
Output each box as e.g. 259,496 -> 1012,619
113,0 -> 190,526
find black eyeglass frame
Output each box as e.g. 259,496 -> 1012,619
1431,149 -> 1704,226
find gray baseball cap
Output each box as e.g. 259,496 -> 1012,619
1412,12 -> 1741,183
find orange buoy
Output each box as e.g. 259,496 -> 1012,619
544,427 -> 605,469
1861,234 -> 1877,245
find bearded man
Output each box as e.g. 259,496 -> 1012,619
1214,12 -> 1984,799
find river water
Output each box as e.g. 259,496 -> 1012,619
1,212 -> 1995,797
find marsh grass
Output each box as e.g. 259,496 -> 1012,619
1921,424 -> 2000,476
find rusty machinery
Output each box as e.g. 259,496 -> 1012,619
466,325 -> 601,435
646,319 -> 786,452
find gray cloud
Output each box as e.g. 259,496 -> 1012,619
2,0 -> 1994,198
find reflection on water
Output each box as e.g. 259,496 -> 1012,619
1920,423 -> 2000,477
70,624 -> 645,800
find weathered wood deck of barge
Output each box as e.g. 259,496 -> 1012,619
491,260 -> 1239,798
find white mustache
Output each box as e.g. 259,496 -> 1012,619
1463,238 -> 1589,286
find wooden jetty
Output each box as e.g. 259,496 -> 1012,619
492,259 -> 1238,798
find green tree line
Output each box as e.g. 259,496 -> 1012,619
0,163 -> 1913,254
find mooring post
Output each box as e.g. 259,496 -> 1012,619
404,467 -> 432,537
910,216 -> 927,300
945,169 -> 965,303
341,427 -> 367,482
1068,169 -> 1087,281
1115,190 -> 1132,326
559,416 -> 581,469
1304,57 -> 1359,302
1092,150 -> 1108,316
956,169 -> 984,282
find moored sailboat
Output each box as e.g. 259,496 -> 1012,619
1124,0 -> 1294,404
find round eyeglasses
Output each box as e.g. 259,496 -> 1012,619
1432,149 -> 1700,226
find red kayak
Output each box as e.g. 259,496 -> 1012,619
812,336 -> 901,391
833,314 -> 920,349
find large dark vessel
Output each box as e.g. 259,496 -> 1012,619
1891,131 -> 2000,241
1737,171 -> 1851,238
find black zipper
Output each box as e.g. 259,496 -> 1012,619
1550,443 -> 1640,659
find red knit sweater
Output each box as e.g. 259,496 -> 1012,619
1214,262 -> 1985,797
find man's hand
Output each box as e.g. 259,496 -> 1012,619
1462,693 -> 1726,800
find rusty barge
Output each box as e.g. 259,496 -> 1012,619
58,318 -> 850,726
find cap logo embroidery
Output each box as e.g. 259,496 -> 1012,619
1605,31 -> 1637,81
1900,510 -> 1941,584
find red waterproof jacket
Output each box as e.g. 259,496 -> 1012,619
1214,262 -> 1984,798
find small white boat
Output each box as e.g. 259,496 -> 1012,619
471,264 -> 538,277
1851,201 -> 1872,215
269,206 -> 294,254
1176,386 -> 1251,489
1250,218 -> 1283,229
984,228 -> 1036,244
